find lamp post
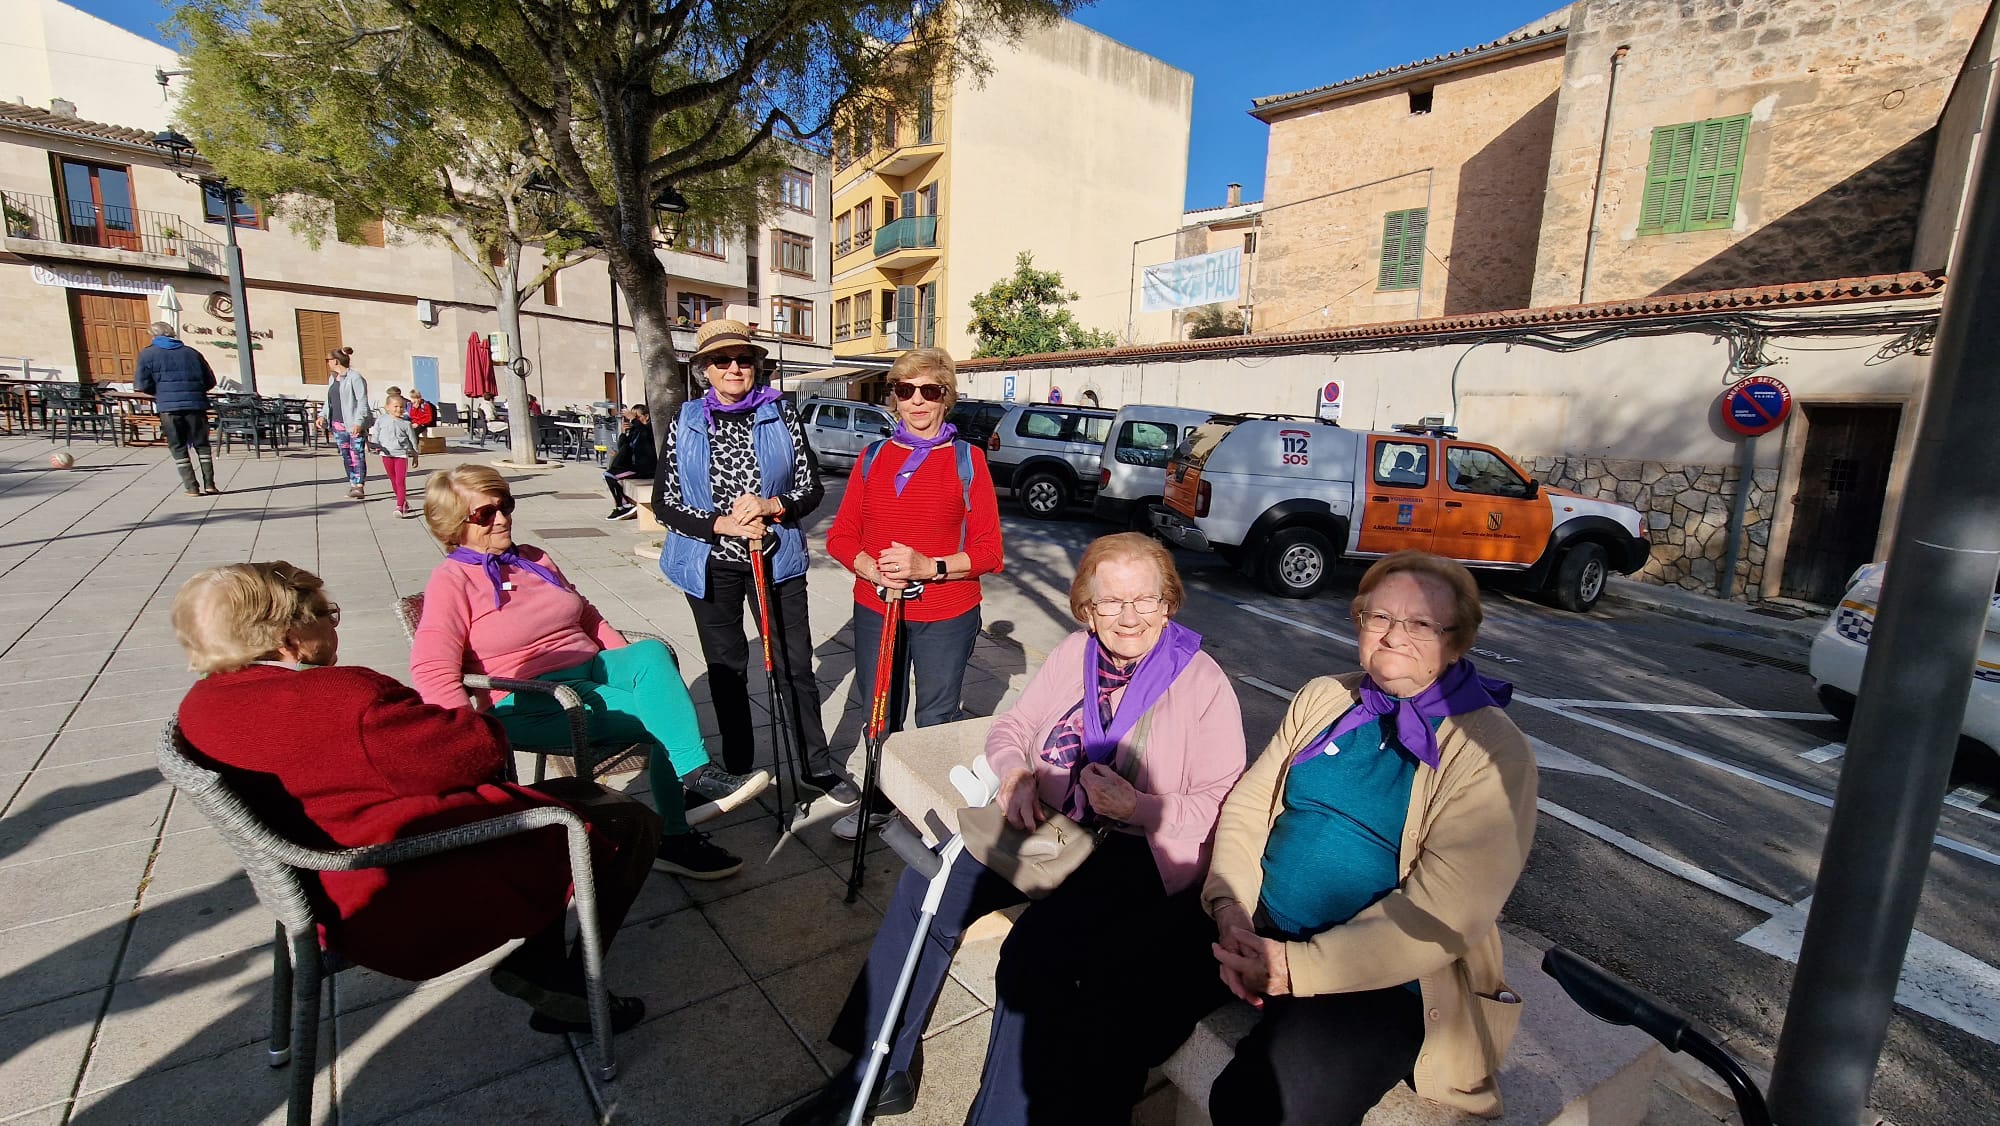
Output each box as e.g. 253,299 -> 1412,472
151,130 -> 258,395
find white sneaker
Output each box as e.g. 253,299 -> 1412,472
831,807 -> 894,842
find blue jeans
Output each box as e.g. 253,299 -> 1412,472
850,603 -> 980,735
333,425 -> 367,486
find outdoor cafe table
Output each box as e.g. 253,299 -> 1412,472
102,391 -> 162,446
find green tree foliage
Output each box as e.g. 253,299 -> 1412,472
1185,303 -> 1243,339
180,0 -> 1085,427
967,252 -> 1119,359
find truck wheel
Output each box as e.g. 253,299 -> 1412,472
1261,528 -> 1334,599
1018,471 -> 1068,520
1553,543 -> 1609,612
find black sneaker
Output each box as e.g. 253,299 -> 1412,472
802,773 -> 862,808
605,504 -> 634,521
652,830 -> 743,880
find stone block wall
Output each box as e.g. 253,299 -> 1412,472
1522,455 -> 1780,598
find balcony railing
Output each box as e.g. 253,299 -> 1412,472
1,191 -> 223,266
835,235 -> 852,257
874,215 -> 939,256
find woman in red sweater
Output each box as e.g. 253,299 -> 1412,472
824,347 -> 1004,839
172,562 -> 655,1033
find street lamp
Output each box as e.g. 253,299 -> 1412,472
151,130 -> 258,395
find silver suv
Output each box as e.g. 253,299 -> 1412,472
984,402 -> 1115,519
1093,405 -> 1215,531
799,396 -> 895,472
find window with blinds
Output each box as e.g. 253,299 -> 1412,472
1377,207 -> 1427,291
1638,115 -> 1750,235
295,309 -> 342,385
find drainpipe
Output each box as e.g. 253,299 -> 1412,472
1577,45 -> 1630,305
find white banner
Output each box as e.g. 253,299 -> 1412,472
29,263 -> 173,297
1141,246 -> 1243,313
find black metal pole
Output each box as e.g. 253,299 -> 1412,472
1765,79 -> 2000,1121
222,190 -> 258,395
609,271 -> 624,403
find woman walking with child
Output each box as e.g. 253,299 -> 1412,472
319,348 -> 372,498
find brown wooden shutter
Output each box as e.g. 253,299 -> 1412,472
295,309 -> 342,385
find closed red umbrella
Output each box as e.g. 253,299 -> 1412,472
463,332 -> 496,399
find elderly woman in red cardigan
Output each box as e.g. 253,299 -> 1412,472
171,561 -> 656,1034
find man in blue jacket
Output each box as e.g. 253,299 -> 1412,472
133,322 -> 219,495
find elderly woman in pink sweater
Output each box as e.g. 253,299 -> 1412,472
784,533 -> 1246,1126
410,464 -> 742,880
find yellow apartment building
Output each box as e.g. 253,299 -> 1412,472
829,17 -> 1192,364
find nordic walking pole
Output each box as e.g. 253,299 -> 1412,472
749,539 -> 807,832
845,587 -> 903,904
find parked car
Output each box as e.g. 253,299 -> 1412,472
984,402 -> 1116,519
799,396 -> 895,472
948,398 -> 1009,448
1092,404 -> 1216,531
1810,562 -> 2000,765
1151,416 -> 1649,607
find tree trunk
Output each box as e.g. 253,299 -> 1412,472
615,251 -> 689,435
496,241 -> 539,465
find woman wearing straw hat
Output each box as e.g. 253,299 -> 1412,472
652,318 -> 834,817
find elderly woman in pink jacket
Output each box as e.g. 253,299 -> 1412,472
784,533 -> 1247,1126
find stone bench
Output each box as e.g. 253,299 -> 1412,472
870,717 -> 1663,1126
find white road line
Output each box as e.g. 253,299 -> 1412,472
1799,743 -> 1847,764
1236,603 -> 1355,646
1948,786 -> 1993,811
1536,700 -> 1831,721
1531,737 -> 1718,820
1738,897 -> 2000,1047
1542,798 -> 2000,1047
1537,798 -> 1786,914
1238,675 -> 1297,701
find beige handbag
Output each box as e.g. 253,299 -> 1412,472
955,712 -> 1153,899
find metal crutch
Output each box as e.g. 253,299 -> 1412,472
845,762 -> 1000,1126
844,588 -> 904,904
749,539 -> 811,831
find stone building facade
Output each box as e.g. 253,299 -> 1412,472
1248,16 -> 1569,334
1530,0 -> 1991,307
1523,455 -> 1780,593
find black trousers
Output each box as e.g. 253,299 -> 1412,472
683,563 -> 831,776
830,833 -> 1227,1125
512,778 -> 663,968
163,409 -> 210,454
1208,983 -> 1425,1125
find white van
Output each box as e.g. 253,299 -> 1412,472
1092,405 -> 1216,531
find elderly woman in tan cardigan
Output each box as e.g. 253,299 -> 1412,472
1203,550 -> 1538,1122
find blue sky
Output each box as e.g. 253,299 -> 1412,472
70,0 -> 1565,211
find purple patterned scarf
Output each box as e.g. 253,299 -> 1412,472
1040,621 -> 1203,820
1291,658 -> 1511,771
702,385 -> 781,431
889,421 -> 958,496
447,545 -> 567,609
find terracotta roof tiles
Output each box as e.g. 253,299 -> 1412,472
1251,20 -> 1570,118
957,272 -> 1947,371
0,103 -> 168,150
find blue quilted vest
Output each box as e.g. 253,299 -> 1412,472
661,399 -> 809,598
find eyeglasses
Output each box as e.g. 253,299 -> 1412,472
1090,595 -> 1167,618
892,381 -> 946,403
321,602 -> 341,626
1353,609 -> 1455,642
462,495 -> 517,526
708,353 -> 760,370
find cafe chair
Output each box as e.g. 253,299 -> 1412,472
391,593 -> 667,780
156,720 -> 624,1126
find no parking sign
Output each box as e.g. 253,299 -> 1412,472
1317,380 -> 1343,423
1721,376 -> 1792,437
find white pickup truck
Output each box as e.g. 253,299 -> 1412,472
1151,416 -> 1650,609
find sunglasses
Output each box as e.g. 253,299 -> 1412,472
462,495 -> 517,526
892,381 -> 946,403
707,353 -> 760,370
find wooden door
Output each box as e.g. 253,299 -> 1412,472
603,372 -> 620,403
295,309 -> 342,385
70,291 -> 152,381
1355,435 -> 1439,556
1781,405 -> 1901,604
58,160 -> 140,251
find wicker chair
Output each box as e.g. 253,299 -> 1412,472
392,593 -> 668,782
155,721 -> 620,1126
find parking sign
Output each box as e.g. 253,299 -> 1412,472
1003,375 -> 1017,402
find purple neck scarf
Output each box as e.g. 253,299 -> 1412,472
889,421 -> 958,496
702,385 -> 781,431
447,545 -> 567,609
1292,659 -> 1512,771
1056,621 -> 1202,820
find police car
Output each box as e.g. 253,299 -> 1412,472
1809,562 -> 2000,763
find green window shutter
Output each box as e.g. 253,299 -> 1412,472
1378,208 -> 1426,291
1638,123 -> 1696,234
1686,115 -> 1749,230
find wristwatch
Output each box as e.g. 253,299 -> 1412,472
934,558 -> 948,579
